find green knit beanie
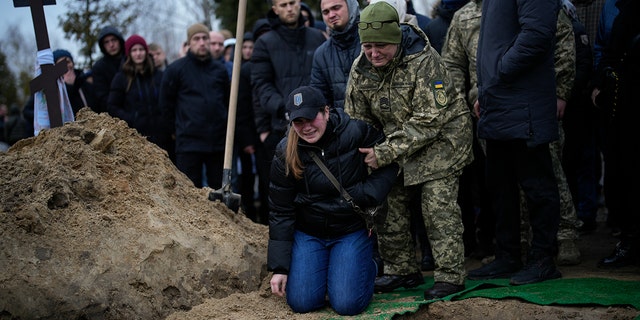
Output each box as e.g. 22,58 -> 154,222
358,2 -> 401,44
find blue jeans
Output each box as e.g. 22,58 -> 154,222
286,229 -> 376,316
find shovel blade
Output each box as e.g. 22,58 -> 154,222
209,188 -> 241,213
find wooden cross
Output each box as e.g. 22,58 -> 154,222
14,0 -> 66,128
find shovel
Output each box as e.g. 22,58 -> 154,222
208,0 -> 247,213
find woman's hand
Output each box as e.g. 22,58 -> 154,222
270,274 -> 287,297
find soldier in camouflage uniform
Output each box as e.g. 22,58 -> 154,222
344,1 -> 474,300
442,0 -> 581,267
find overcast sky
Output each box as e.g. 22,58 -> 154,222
0,1 -> 80,57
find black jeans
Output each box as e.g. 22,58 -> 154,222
485,140 -> 560,260
176,151 -> 224,189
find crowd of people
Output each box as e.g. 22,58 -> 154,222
3,0 -> 638,316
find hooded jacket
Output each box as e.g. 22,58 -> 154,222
345,23 -> 473,186
310,0 -> 361,110
251,10 -> 326,136
267,108 -> 398,274
91,26 -> 125,113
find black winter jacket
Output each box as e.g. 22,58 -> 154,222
267,108 -> 399,274
91,26 -> 125,113
251,11 -> 326,135
159,51 -> 230,153
108,69 -> 173,151
310,0 -> 361,110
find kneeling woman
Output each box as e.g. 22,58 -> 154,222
268,86 -> 398,316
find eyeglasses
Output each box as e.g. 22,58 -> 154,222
357,20 -> 397,30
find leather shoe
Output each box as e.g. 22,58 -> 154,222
467,258 -> 521,280
424,282 -> 465,300
598,241 -> 638,268
374,272 -> 424,293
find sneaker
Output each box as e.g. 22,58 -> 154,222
510,256 -> 561,285
424,281 -> 465,300
556,239 -> 581,266
467,258 -> 522,280
374,272 -> 425,293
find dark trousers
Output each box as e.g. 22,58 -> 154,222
176,151 -> 224,189
485,140 -> 560,260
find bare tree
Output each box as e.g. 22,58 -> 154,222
58,0 -> 144,68
2,24 -> 37,105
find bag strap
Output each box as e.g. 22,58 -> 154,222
307,151 -> 361,212
307,150 -> 375,236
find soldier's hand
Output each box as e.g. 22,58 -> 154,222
359,147 -> 379,169
473,100 -> 480,118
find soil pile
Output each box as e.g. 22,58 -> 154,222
1,108 -> 638,320
0,108 -> 268,319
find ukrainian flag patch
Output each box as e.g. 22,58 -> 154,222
431,80 -> 447,108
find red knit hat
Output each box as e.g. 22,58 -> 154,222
125,34 -> 148,56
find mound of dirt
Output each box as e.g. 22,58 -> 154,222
0,108 -> 268,319
1,108 -> 638,320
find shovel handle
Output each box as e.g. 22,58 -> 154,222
222,0 -> 248,170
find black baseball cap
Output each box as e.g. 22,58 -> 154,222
285,86 -> 327,121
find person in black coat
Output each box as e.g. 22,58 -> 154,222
591,0 -> 640,268
268,86 -> 398,316
108,35 -> 174,164
159,23 -> 231,188
91,26 -> 125,113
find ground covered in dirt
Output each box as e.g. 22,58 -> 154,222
1,109 -> 638,319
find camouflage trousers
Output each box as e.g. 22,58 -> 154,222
378,173 -> 466,285
521,123 -> 579,243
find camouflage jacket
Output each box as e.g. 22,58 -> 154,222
344,23 -> 473,186
441,0 -> 482,108
443,0 -> 575,107
555,8 -> 577,102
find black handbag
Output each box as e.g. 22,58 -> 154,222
308,151 -> 387,236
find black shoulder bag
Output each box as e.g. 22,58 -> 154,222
308,151 -> 387,236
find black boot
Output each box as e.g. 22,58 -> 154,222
598,241 -> 639,268
374,272 -> 424,293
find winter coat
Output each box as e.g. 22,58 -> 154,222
310,0 -> 361,110
91,26 -> 125,113
476,0 -> 559,147
267,108 -> 398,274
251,10 -> 326,135
107,69 -> 173,151
345,23 -> 473,186
159,50 -> 230,153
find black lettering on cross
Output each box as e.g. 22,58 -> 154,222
14,0 -> 66,128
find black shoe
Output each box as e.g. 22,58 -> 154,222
467,258 -> 521,280
374,272 -> 425,293
598,241 -> 638,268
510,256 -> 561,285
421,255 -> 435,271
424,282 -> 465,300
